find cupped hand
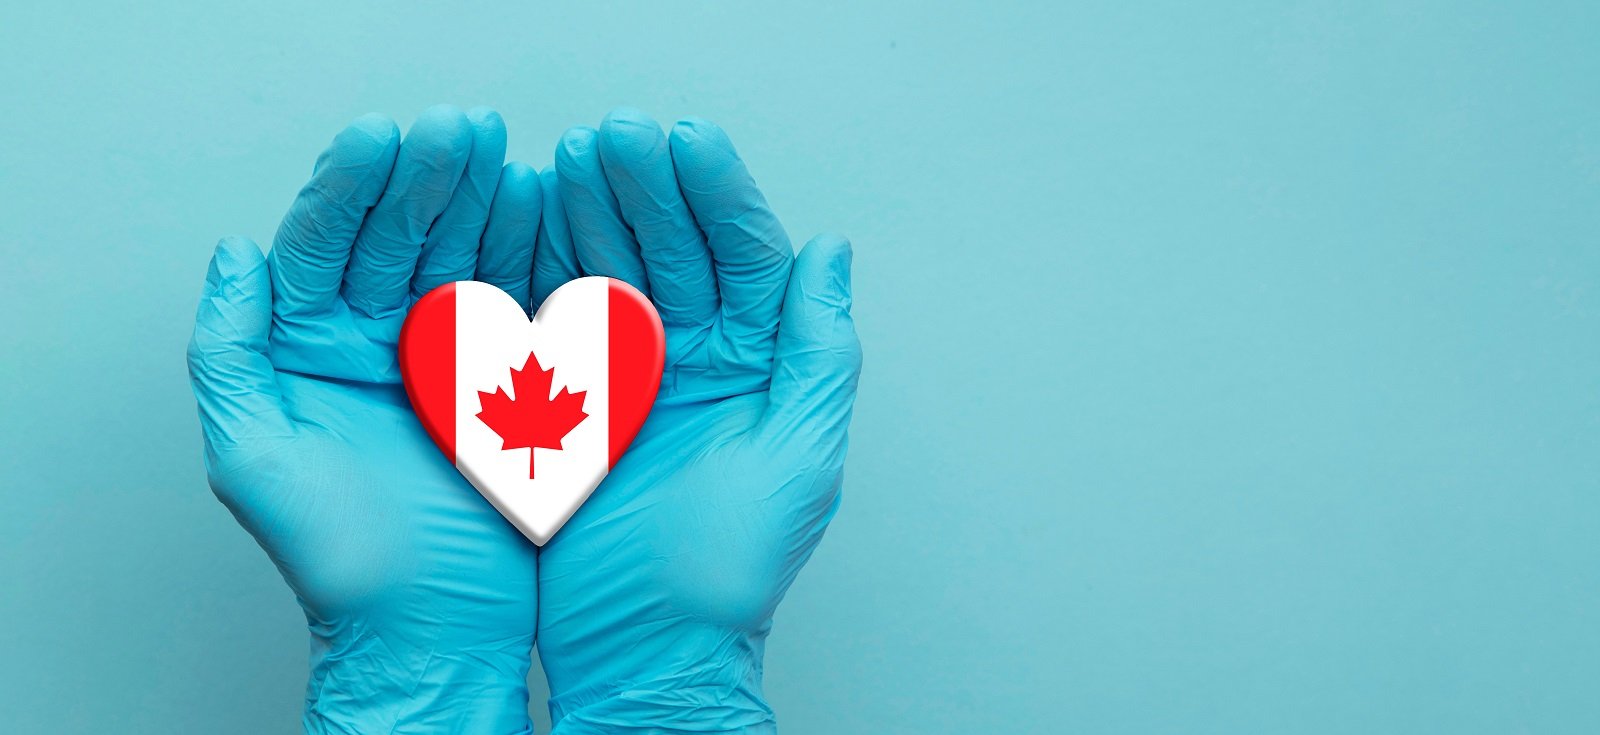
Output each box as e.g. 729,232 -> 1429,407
187,105 -> 546,734
533,108 -> 862,734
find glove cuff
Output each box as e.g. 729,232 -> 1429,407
547,682 -> 774,735
302,629 -> 535,734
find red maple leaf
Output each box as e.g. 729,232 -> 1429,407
475,351 -> 589,479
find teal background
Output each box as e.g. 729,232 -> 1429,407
3,1 -> 1598,732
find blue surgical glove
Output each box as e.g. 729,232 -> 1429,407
186,105 -> 547,734
534,108 -> 863,733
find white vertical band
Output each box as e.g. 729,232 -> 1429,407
452,279 -> 611,544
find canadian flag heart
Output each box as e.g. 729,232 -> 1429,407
399,277 -> 664,545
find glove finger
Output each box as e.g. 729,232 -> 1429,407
669,118 -> 793,344
269,114 -> 399,317
412,107 -> 508,302
597,108 -> 719,328
759,234 -> 861,454
475,162 -> 542,314
555,126 -> 651,296
533,167 -> 582,310
342,104 -> 473,318
188,237 -> 294,453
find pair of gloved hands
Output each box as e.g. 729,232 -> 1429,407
187,105 -> 861,734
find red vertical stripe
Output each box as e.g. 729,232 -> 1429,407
607,280 -> 665,468
401,283 -> 457,460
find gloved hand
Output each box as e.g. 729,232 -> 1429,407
186,105 -> 547,734
534,108 -> 863,733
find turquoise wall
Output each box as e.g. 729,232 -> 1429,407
3,2 -> 1598,732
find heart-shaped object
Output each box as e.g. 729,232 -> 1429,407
400,277 -> 664,544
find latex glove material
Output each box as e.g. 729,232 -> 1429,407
187,106 -> 545,734
536,109 -> 862,733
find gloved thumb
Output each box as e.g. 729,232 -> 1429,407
187,237 -> 293,455
759,234 -> 862,453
